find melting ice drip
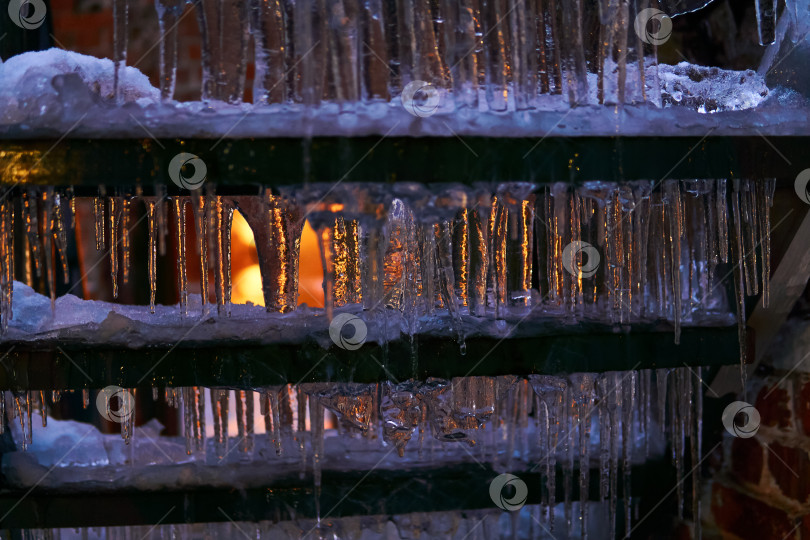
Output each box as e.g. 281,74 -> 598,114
4,368 -> 706,539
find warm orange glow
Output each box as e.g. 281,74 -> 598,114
328,203 -> 344,212
233,264 -> 263,305
298,221 -> 325,308
229,212 -> 324,308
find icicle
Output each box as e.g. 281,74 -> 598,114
235,390 -> 254,453
93,188 -> 107,251
309,394 -> 324,490
146,198 -> 158,313
452,209 -> 469,308
39,390 -> 47,427
212,196 -> 234,316
233,192 -> 302,313
608,372 -> 620,537
156,185 -> 167,257
562,384 -> 573,535
109,197 -> 120,298
641,369 -> 651,458
194,386 -> 205,451
211,389 -> 229,459
665,181 -> 683,343
121,388 -> 135,444
692,367 -> 704,540
480,0 -> 509,111
0,392 -> 4,435
491,201 -> 509,317
318,222 -> 336,320
529,376 -> 566,534
468,206 -> 488,316
731,180 -> 747,393
154,0 -> 183,100
597,375 -> 611,507
52,192 -> 70,283
23,190 -> 41,278
716,180 -> 729,264
0,198 -> 14,333
251,0 -> 287,104
121,196 -> 132,285
268,387 -> 283,456
435,221 -> 465,352
173,197 -> 188,314
755,0 -> 778,44
41,190 -> 57,309
442,0 -> 477,108
296,387 -> 308,479
561,0 -> 589,105
324,0 -> 360,106
759,178 -> 775,307
113,0 -> 129,103
741,180 -> 759,296
196,0 -> 250,102
183,387 -> 194,455
191,186 -> 209,311
622,371 -> 636,538
13,392 -> 32,450
574,374 -> 594,540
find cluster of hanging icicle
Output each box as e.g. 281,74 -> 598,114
144,0 -> 677,106
2,368 -> 707,539
1,180 -> 774,359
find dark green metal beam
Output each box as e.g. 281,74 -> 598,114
0,458 -> 682,529
0,136 -> 805,190
0,325 -> 746,390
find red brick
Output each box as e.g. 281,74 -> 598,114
766,442 -> 810,504
711,483 -> 798,540
755,384 -> 793,429
730,436 -> 763,486
800,380 -> 810,437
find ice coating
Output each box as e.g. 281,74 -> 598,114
2,368 -> 702,539
0,49 -> 801,137
0,180 -> 767,349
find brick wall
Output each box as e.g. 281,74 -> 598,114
710,341 -> 810,539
